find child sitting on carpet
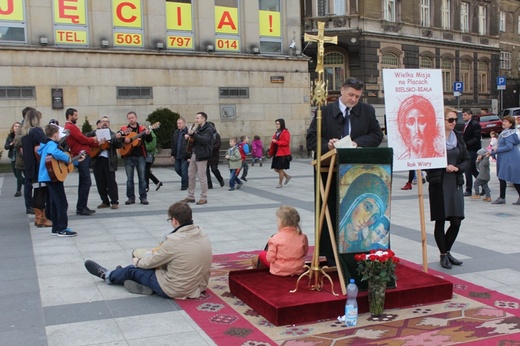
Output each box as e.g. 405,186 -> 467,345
251,205 -> 309,276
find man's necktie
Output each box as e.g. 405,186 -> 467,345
343,107 -> 350,137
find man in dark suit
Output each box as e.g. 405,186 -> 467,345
306,77 -> 384,262
461,110 -> 482,196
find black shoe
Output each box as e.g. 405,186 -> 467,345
155,182 -> 163,191
124,280 -> 153,295
85,260 -> 107,280
26,207 -> 35,215
463,191 -> 472,197
85,207 -> 96,214
180,187 -> 188,191
140,198 -> 149,205
242,177 -> 248,182
440,254 -> 452,269
76,209 -> 94,216
447,252 -> 463,265
125,199 -> 135,205
219,180 -> 225,187
14,191 -> 21,197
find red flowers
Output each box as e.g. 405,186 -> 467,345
355,249 -> 400,283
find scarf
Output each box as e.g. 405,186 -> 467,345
499,128 -> 517,139
445,130 -> 457,150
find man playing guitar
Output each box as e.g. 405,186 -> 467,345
120,111 -> 152,205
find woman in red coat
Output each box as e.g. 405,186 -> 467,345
268,118 -> 292,188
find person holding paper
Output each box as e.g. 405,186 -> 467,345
306,77 -> 383,155
86,117 -> 122,209
64,108 -> 104,216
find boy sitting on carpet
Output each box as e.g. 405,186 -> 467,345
251,205 -> 309,276
84,202 -> 213,298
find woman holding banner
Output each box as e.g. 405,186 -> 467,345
426,107 -> 471,269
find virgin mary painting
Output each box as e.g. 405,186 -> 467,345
338,170 -> 390,254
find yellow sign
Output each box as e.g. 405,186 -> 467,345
215,38 -> 239,52
113,32 -> 143,47
259,10 -> 280,37
112,0 -> 142,28
55,29 -> 88,44
215,6 -> 238,34
166,2 -> 192,31
53,0 -> 86,25
167,35 -> 193,49
0,0 -> 24,22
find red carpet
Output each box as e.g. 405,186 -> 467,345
229,262 -> 453,326
177,251 -> 520,346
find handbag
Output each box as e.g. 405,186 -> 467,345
287,155 -> 293,162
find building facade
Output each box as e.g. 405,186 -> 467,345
0,0 -> 311,150
302,0 -> 518,118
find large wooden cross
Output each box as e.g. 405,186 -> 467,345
304,22 -> 338,77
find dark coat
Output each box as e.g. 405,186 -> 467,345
462,118 -> 482,151
426,131 -> 471,221
191,122 -> 214,161
21,127 -> 49,182
306,100 -> 383,155
208,131 -> 221,164
171,127 -> 189,160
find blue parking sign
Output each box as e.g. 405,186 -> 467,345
453,82 -> 463,92
497,76 -> 506,90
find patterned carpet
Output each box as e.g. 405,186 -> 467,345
177,251 -> 520,346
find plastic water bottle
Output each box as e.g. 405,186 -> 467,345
345,279 -> 358,326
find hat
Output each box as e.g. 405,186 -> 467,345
477,148 -> 488,156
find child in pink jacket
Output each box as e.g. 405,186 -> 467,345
251,135 -> 264,166
251,205 -> 309,276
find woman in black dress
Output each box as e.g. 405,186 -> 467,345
426,107 -> 471,269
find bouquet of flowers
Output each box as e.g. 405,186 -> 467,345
354,249 -> 400,316
354,249 -> 400,284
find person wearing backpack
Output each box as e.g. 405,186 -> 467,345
145,129 -> 163,192
238,135 -> 250,181
206,122 -> 225,189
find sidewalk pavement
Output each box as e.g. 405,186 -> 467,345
1,155 -> 519,345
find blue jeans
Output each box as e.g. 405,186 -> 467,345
174,158 -> 189,189
124,156 -> 147,200
47,181 -> 69,232
229,169 -> 242,188
76,156 -> 92,211
107,265 -> 168,298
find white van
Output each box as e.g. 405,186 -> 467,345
499,107 -> 520,119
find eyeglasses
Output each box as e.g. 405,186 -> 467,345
445,118 -> 457,123
167,217 -> 173,222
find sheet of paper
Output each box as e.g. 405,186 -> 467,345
96,129 -> 111,142
58,126 -> 68,139
334,135 -> 354,148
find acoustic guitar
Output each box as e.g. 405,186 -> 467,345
46,150 -> 87,182
118,122 -> 160,157
186,123 -> 199,154
89,141 -> 111,158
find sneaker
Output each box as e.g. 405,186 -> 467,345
85,260 -> 107,280
181,198 -> 195,203
58,228 -> 77,237
482,197 -> 492,202
513,198 -> 520,205
491,197 -> 506,204
236,183 -> 243,190
285,175 -> 292,185
140,198 -> 149,205
51,231 -> 58,236
124,280 -> 153,295
228,187 -> 235,191
412,178 -> 417,185
470,194 -> 481,200
125,199 -> 135,205
111,203 -> 119,209
97,203 -> 110,209
260,162 -> 263,167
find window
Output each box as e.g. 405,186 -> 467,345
116,87 -> 153,99
500,12 -> 506,32
518,15 -> 520,34
500,52 -> 512,70
441,0 -> 450,30
478,5 -> 487,35
324,52 -> 345,91
420,0 -> 430,27
420,56 -> 434,68
384,0 -> 396,22
0,25 -> 26,43
259,0 -> 281,54
381,53 -> 399,68
460,59 -> 471,93
317,0 -> 327,16
0,86 -> 35,99
461,2 -> 469,32
478,61 -> 488,93
219,87 -> 249,98
333,0 -> 346,15
441,58 -> 452,93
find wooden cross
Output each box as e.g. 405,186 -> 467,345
304,22 -> 338,76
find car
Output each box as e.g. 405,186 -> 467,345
499,107 -> 520,119
454,110 -> 465,132
476,113 -> 502,136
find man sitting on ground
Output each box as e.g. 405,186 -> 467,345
84,202 -> 212,299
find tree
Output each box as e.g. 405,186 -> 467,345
146,108 -> 179,149
81,117 -> 93,134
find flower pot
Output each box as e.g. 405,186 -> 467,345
368,279 -> 387,317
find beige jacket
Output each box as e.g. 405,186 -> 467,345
137,223 -> 212,299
